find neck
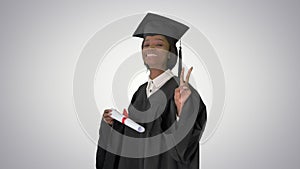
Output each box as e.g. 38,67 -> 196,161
149,68 -> 165,79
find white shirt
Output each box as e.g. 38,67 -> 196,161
146,69 -> 174,98
146,69 -> 180,120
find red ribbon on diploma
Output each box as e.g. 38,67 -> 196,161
122,117 -> 127,124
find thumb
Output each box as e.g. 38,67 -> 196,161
123,108 -> 128,118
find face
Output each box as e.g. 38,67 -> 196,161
142,35 -> 170,70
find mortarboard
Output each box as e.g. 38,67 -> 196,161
133,13 -> 189,77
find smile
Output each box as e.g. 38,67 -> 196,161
146,53 -> 158,57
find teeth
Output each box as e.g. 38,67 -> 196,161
147,54 -> 157,57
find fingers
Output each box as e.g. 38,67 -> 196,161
185,67 -> 193,84
103,109 -> 112,116
123,108 -> 128,118
174,88 -> 181,99
174,88 -> 181,107
103,113 -> 112,118
180,67 -> 193,85
180,85 -> 189,93
103,109 -> 113,125
104,109 -> 112,113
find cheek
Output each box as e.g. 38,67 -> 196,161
142,50 -> 147,60
157,50 -> 169,60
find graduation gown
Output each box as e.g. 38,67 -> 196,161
96,77 -> 207,169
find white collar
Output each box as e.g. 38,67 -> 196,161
147,69 -> 174,90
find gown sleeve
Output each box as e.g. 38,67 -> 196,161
168,87 -> 207,164
96,85 -> 143,169
96,118 -> 125,169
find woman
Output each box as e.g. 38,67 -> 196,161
97,13 -> 207,169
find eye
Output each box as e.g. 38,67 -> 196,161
156,44 -> 163,47
143,44 -> 150,48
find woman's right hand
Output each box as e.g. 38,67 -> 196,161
103,109 -> 113,125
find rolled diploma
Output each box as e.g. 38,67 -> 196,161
110,109 -> 145,133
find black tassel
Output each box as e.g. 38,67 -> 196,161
178,40 -> 182,78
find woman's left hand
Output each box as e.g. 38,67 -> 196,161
174,67 -> 193,116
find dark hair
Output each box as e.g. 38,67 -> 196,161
141,34 -> 178,70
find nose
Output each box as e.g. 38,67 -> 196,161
149,42 -> 155,48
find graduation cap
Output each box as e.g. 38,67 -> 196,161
133,13 -> 189,77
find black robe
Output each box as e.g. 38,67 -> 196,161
96,77 -> 207,169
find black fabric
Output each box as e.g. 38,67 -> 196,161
96,77 -> 207,169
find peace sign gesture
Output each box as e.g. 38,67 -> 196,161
174,67 -> 193,116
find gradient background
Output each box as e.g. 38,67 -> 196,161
1,0 -> 299,169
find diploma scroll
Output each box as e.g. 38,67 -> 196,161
110,109 -> 145,133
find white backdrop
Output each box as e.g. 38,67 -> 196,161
0,0 -> 299,169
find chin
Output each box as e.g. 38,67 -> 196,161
148,66 -> 166,71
